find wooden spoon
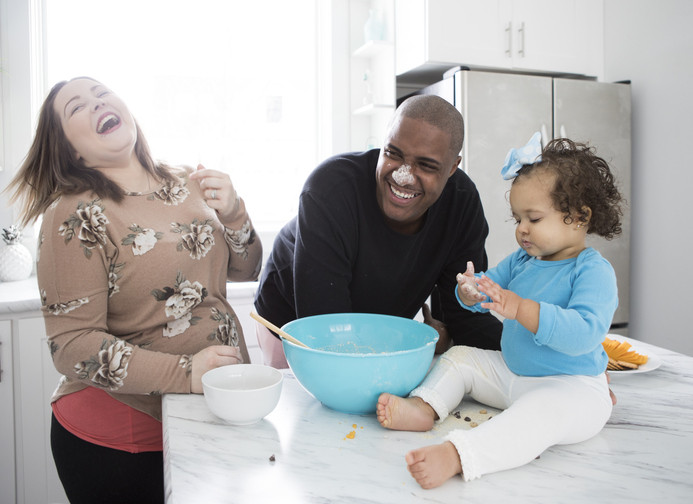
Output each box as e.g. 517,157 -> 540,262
250,312 -> 310,349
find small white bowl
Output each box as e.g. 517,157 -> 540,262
202,364 -> 283,425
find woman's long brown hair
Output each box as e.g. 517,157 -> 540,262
4,77 -> 175,226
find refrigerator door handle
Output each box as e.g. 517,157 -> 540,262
540,124 -> 550,147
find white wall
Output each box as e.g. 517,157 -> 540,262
604,0 -> 693,356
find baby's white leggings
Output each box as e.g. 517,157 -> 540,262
410,345 -> 613,481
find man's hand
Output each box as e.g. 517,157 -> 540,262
421,303 -> 451,354
606,371 -> 617,405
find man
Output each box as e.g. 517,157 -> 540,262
254,95 -> 502,368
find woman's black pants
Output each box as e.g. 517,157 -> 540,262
50,414 -> 164,504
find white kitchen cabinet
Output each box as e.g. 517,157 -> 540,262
1,320 -> 16,504
14,317 -> 67,504
0,311 -> 67,504
349,0 -> 396,151
395,0 -> 603,83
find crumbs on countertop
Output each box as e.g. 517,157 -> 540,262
343,423 -> 363,440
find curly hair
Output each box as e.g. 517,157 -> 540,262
513,138 -> 624,239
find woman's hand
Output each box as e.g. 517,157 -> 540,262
456,261 -> 485,306
189,164 -> 242,223
191,345 -> 243,394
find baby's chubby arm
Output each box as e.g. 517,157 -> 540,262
455,261 -> 487,306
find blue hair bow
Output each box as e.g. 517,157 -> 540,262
501,132 -> 543,180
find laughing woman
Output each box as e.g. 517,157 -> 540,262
5,77 -> 262,503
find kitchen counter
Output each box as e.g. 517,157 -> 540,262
0,277 -> 259,317
163,337 -> 693,503
0,277 -> 42,316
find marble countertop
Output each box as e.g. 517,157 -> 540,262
0,276 -> 41,316
163,337 -> 693,503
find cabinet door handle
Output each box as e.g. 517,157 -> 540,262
505,22 -> 512,56
517,22 -> 525,57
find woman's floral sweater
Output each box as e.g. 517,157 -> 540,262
37,167 -> 262,420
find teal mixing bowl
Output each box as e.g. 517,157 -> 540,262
281,313 -> 439,414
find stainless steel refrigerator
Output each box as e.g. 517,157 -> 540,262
405,68 -> 631,333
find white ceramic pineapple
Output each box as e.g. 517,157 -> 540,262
0,225 -> 33,281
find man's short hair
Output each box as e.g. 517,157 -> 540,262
395,95 -> 464,157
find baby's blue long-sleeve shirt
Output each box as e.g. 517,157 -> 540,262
456,247 -> 617,376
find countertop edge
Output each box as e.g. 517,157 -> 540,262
0,276 -> 42,316
0,276 -> 258,317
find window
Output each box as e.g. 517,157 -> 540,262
45,0 -> 322,232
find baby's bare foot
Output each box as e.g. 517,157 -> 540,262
406,441 -> 462,489
376,393 -> 436,431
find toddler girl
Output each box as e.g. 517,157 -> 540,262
377,134 -> 623,489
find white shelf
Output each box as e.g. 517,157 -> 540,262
349,0 -> 395,151
352,103 -> 395,116
352,39 -> 394,59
